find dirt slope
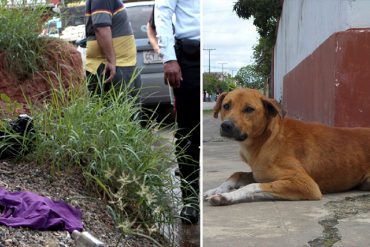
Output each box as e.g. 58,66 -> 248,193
0,38 -> 83,115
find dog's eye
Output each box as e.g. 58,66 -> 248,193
243,106 -> 255,113
223,103 -> 230,110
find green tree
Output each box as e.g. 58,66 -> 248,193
233,0 -> 281,80
224,75 -> 238,91
235,65 -> 264,89
203,73 -> 228,94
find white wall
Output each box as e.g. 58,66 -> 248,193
273,0 -> 370,100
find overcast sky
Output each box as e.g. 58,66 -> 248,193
202,0 -> 258,76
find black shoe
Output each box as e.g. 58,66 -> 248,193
180,205 -> 199,224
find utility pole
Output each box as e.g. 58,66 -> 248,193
203,48 -> 216,74
218,62 -> 228,80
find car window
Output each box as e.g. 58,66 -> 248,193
126,5 -> 153,39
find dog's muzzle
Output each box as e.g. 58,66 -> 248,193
220,120 -> 247,141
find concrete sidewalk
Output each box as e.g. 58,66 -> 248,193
203,102 -> 215,111
202,112 -> 370,247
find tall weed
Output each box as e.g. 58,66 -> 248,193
26,79 -> 180,245
0,1 -> 48,78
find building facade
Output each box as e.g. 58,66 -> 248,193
273,0 -> 370,127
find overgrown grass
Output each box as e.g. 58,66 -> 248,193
0,1 -> 49,78
0,78 -> 182,245
0,3 -> 185,244
38,81 -> 180,244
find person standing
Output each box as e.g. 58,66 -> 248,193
85,0 -> 141,95
155,0 -> 200,224
147,6 -> 160,54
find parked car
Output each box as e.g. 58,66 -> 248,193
125,1 -> 173,110
41,17 -> 62,38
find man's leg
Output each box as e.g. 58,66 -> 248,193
87,65 -> 141,98
175,89 -> 200,198
113,66 -> 142,96
114,66 -> 142,119
86,71 -> 104,96
174,87 -> 200,224
174,40 -> 200,224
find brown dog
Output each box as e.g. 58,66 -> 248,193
204,88 -> 370,206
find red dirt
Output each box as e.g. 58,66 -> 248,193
0,38 -> 83,115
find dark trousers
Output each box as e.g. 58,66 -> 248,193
86,64 -> 141,99
174,39 -> 200,206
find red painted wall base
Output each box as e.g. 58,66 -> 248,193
283,29 -> 370,127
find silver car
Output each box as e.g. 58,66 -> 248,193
125,1 -> 173,109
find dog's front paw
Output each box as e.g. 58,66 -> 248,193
204,188 -> 218,200
204,185 -> 232,200
207,194 -> 233,206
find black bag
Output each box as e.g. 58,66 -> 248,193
0,114 -> 35,159
76,38 -> 87,48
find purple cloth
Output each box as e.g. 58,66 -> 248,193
0,187 -> 83,232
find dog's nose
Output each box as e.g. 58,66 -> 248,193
221,120 -> 234,133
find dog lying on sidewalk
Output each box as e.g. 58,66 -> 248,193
204,88 -> 370,206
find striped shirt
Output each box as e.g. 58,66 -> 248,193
85,0 -> 136,73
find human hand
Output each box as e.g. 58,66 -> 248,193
164,60 -> 182,88
154,47 -> 160,54
104,62 -> 116,83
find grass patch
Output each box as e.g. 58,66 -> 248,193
203,109 -> 213,115
36,81 -> 179,244
1,79 -> 181,245
0,1 -> 49,78
0,3 -> 183,244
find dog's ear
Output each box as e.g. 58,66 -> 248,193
261,97 -> 286,118
213,92 -> 228,118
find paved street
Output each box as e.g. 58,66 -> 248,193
202,108 -> 370,247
